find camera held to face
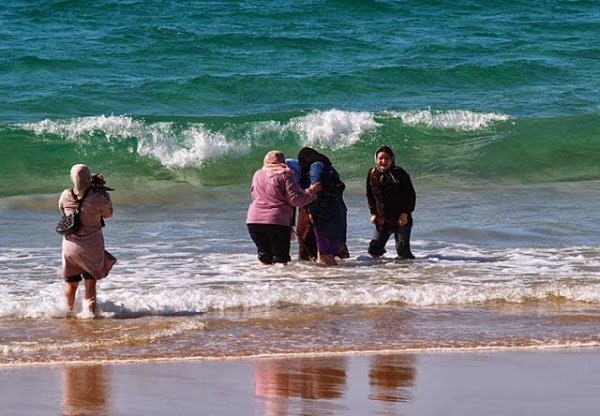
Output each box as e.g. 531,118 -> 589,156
91,173 -> 114,192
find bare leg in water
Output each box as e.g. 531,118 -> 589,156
64,278 -> 97,314
317,253 -> 337,266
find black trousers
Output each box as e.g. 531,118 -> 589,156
368,216 -> 414,259
247,223 -> 291,264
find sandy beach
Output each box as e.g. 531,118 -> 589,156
1,349 -> 598,415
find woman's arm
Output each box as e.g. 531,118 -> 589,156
100,192 -> 113,219
283,174 -> 320,207
366,168 -> 377,215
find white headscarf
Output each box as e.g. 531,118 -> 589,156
70,164 -> 92,197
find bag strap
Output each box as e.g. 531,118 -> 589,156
70,188 -> 90,213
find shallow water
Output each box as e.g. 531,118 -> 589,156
2,185 -> 599,365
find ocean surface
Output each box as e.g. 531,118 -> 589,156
1,0 -> 599,365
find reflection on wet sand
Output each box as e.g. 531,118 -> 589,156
253,353 -> 416,415
61,364 -> 110,416
369,354 -> 416,402
254,356 -> 347,415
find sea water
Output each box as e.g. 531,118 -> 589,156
1,0 -> 599,365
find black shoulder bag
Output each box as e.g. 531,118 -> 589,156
56,189 -> 89,235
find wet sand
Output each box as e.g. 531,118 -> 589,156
1,349 -> 598,416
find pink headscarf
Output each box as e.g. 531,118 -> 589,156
262,150 -> 291,177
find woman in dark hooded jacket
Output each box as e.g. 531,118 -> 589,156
297,147 -> 348,266
366,145 -> 416,259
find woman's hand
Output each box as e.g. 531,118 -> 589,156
398,213 -> 408,226
309,181 -> 322,193
370,214 -> 377,224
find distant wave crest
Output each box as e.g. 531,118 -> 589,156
19,110 -> 381,168
290,109 -> 380,149
385,109 -> 511,130
21,115 -> 251,168
12,110 -> 599,188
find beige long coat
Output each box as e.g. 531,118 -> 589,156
58,189 -> 115,279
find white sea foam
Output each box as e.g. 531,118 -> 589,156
289,109 -> 380,149
20,111 -> 379,168
385,109 -> 511,130
2,242 -> 599,319
18,109 -> 506,172
20,115 -> 251,168
22,114 -> 140,140
21,111 -> 504,164
135,122 -> 249,168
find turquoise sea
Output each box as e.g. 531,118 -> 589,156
1,1 -> 599,366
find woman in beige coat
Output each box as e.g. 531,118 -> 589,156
58,164 -> 116,315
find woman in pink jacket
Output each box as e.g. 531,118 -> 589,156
246,150 -> 321,265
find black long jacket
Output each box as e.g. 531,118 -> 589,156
366,165 -> 416,232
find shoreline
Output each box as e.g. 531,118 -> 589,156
2,343 -> 599,368
1,348 -> 598,416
